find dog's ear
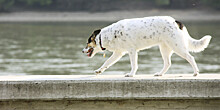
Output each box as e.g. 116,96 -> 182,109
88,29 -> 101,43
90,29 -> 101,41
93,29 -> 101,36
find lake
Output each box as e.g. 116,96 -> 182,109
0,21 -> 219,75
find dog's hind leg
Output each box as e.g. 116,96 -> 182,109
125,49 -> 138,77
174,49 -> 199,76
154,43 -> 173,76
170,37 -> 199,76
95,51 -> 124,75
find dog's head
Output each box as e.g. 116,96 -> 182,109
82,29 -> 102,58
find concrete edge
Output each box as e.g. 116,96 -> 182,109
0,74 -> 220,101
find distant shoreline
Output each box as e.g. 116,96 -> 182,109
0,9 -> 220,22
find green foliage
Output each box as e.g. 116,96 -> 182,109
19,0 -> 52,6
0,0 -> 53,11
155,0 -> 170,6
201,0 -> 220,9
0,0 -> 220,12
0,0 -> 14,11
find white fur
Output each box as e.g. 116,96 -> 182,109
91,16 -> 211,77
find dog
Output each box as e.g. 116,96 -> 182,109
82,16 -> 211,77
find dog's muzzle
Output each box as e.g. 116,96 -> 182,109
82,48 -> 87,53
82,47 -> 94,57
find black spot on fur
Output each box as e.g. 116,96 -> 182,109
153,32 -> 155,36
120,32 -> 123,36
116,30 -> 120,34
114,31 -> 117,38
175,20 -> 184,30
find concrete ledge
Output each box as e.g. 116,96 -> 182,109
1,99 -> 220,110
0,74 -> 220,101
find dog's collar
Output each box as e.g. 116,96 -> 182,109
99,35 -> 106,50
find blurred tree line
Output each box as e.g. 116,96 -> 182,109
0,0 -> 219,12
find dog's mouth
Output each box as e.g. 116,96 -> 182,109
87,48 -> 94,57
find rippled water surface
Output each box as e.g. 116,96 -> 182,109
0,21 -> 219,75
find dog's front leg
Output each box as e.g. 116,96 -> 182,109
125,50 -> 138,77
95,52 -> 123,75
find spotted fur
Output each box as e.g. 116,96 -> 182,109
82,16 -> 212,77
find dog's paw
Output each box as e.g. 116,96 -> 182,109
154,72 -> 163,76
193,72 -> 199,77
125,73 -> 134,77
94,70 -> 102,75
94,68 -> 104,75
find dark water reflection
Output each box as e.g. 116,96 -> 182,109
0,21 -> 219,75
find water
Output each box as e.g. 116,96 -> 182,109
0,21 -> 219,75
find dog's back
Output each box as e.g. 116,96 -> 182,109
102,16 -> 184,51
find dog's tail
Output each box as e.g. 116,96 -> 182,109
183,27 -> 212,53
188,35 -> 211,52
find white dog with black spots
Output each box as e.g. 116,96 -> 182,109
82,16 -> 211,77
